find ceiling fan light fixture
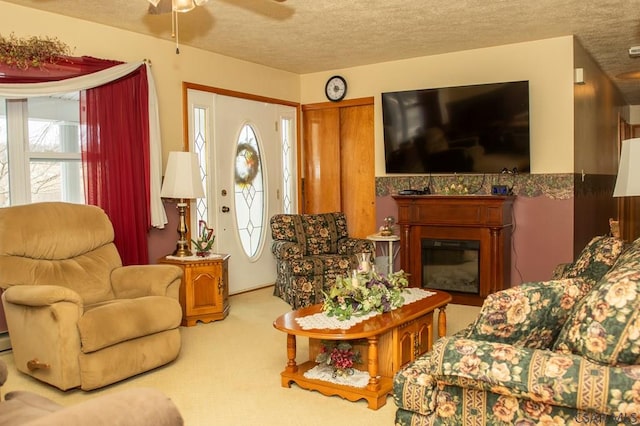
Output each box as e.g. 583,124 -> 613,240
173,0 -> 196,13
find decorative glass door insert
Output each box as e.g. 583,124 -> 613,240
234,124 -> 264,259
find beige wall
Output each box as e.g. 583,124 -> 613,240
2,2 -> 578,176
0,1 -> 301,163
300,36 -> 576,175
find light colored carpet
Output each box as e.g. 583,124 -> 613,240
0,286 -> 479,425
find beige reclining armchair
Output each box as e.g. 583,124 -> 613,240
0,358 -> 184,426
0,202 -> 184,391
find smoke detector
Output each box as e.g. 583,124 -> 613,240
629,46 -> 640,57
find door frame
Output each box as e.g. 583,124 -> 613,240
181,82 -> 302,243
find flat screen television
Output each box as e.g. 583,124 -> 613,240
382,81 -> 530,174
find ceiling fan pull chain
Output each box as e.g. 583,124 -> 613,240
172,9 -> 180,54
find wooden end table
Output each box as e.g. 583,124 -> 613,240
159,254 -> 230,326
273,290 -> 451,409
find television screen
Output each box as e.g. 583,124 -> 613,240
382,81 -> 530,174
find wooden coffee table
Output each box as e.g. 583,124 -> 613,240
273,289 -> 452,409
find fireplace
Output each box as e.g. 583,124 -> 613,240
393,195 -> 513,306
422,239 -> 480,294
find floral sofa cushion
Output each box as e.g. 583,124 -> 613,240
464,278 -> 590,349
270,212 -> 350,256
394,335 -> 640,426
553,235 -> 627,286
299,213 -> 349,256
554,239 -> 640,366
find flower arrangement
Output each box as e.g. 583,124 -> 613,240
322,269 -> 409,320
191,220 -> 215,257
441,176 -> 469,195
315,341 -> 362,378
0,33 -> 71,70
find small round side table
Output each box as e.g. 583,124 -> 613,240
366,234 -> 401,276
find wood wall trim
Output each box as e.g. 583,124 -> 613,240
302,97 -> 374,111
182,82 -> 300,108
181,81 -> 304,212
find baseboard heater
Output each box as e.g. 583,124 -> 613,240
0,332 -> 11,352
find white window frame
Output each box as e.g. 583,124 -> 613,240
2,96 -> 83,206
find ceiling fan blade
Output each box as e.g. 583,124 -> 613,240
148,0 -> 173,15
217,0 -> 293,19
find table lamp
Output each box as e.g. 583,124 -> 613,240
613,138 -> 640,197
161,151 -> 205,257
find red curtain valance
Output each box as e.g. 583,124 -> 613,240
0,56 -> 122,83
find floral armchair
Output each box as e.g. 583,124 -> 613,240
393,234 -> 640,425
270,212 -> 374,309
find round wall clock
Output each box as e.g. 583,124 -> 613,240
325,75 -> 347,102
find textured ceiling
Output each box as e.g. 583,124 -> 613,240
4,0 -> 640,104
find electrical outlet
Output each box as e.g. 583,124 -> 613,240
491,185 -> 509,195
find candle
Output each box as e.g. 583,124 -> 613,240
351,270 -> 359,287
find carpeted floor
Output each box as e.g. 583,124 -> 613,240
0,286 -> 479,425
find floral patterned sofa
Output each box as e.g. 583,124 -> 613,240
393,234 -> 640,425
270,212 -> 374,309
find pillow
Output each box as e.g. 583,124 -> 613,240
553,239 -> 640,366
465,278 -> 590,349
559,235 -> 626,286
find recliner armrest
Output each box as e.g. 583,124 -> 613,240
2,285 -> 82,308
110,265 -> 183,300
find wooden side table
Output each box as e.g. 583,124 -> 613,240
159,254 -> 230,326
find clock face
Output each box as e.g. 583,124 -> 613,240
325,76 -> 347,102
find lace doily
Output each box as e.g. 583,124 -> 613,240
165,253 -> 223,261
303,364 -> 370,388
295,287 -> 436,330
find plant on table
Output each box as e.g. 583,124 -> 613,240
315,341 -> 363,378
322,269 -> 409,321
191,220 -> 215,257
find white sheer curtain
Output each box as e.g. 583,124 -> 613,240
0,62 -> 167,228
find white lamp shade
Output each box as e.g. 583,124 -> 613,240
161,151 -> 205,199
613,138 -> 640,197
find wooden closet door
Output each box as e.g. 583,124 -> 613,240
340,104 -> 375,238
302,98 -> 375,239
302,108 -> 341,213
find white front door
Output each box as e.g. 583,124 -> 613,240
187,90 -> 296,294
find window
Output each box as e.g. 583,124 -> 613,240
234,124 -> 264,258
0,95 -> 84,207
281,116 -> 295,213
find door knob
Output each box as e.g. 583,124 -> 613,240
222,206 -> 230,213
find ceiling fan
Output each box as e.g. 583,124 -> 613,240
147,0 -> 287,15
146,0 -> 288,53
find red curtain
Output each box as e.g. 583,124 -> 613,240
1,56 -> 151,265
81,66 -> 151,265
